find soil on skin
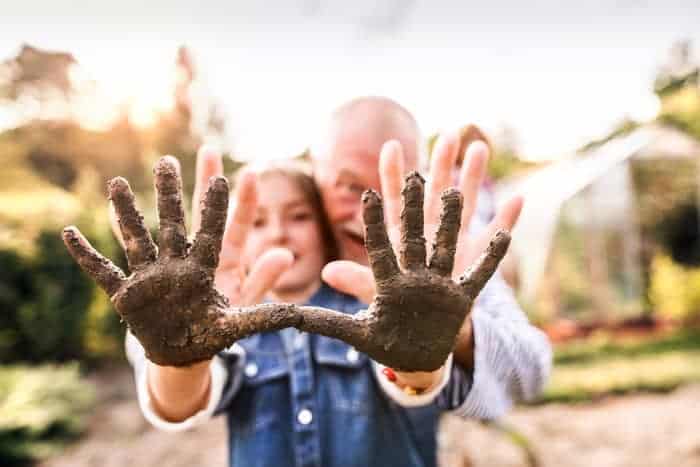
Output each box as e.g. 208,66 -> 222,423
40,366 -> 700,467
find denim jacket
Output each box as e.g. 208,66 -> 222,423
129,277 -> 551,466
214,283 -> 449,467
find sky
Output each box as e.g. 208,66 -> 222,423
1,0 -> 699,161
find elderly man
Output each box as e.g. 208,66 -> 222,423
122,96 -> 550,465
310,97 -> 549,414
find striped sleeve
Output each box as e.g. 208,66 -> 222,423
450,272 -> 552,419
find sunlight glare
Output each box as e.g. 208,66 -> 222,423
70,47 -> 177,130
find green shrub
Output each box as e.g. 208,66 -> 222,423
0,363 -> 95,465
650,254 -> 700,323
0,223 -> 125,364
0,250 -> 34,361
15,231 -> 94,361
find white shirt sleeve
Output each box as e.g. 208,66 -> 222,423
453,273 -> 552,420
441,190 -> 553,420
372,354 -> 453,407
125,331 -> 230,432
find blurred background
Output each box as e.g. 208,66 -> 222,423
1,1 -> 699,466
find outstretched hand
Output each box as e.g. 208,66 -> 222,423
323,135 -> 523,304
65,156 -> 293,367
64,157 -> 237,366
64,156 -> 509,372
349,173 -> 510,371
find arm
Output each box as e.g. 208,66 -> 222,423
369,271 -> 551,413
451,164 -> 551,416
146,361 -> 212,423
65,155 -> 509,414
442,273 -> 552,419
125,331 -> 228,429
70,153 -> 292,428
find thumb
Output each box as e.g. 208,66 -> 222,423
240,248 -> 294,306
322,260 -> 376,304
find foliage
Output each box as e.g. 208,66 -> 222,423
552,328 -> 700,365
16,231 -> 93,361
0,222 -> 125,364
653,40 -> 700,140
0,363 -> 94,466
657,85 -> 700,140
0,44 -> 76,103
486,147 -> 539,181
0,250 -> 34,360
649,255 -> 700,323
538,329 -> 700,403
0,43 -> 234,366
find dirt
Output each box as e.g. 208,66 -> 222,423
66,165 -> 509,372
40,366 -> 700,467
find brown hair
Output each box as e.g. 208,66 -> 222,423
456,124 -> 493,167
243,160 -> 339,264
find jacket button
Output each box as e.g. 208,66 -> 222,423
244,362 -> 258,377
297,408 -> 313,425
346,348 -> 359,363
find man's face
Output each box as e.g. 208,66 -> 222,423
314,127 -> 418,266
314,141 -> 382,266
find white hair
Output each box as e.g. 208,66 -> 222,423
310,96 -> 427,172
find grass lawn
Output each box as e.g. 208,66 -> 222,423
540,328 -> 700,403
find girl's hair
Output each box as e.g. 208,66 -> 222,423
243,160 -> 339,263
456,124 -> 493,167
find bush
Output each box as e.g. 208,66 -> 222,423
649,254 -> 700,323
0,250 -> 34,360
0,363 -> 95,465
15,231 -> 94,361
0,224 -> 125,364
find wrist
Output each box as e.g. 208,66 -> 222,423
453,316 -> 475,372
147,359 -> 213,422
385,353 -> 452,395
149,359 -> 212,376
393,366 -> 445,393
375,354 -> 453,405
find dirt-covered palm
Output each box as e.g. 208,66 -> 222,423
63,157 -> 244,366
64,157 -> 508,371
350,173 -> 510,371
66,155 -> 340,368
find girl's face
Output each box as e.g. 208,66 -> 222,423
243,173 -> 326,297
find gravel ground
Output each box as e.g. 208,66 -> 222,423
40,367 -> 700,467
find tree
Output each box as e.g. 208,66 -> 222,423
0,44 -> 77,123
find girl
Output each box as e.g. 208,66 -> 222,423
128,161 -> 455,467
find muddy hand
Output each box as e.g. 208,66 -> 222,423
64,156 -> 243,366
353,172 -> 510,371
